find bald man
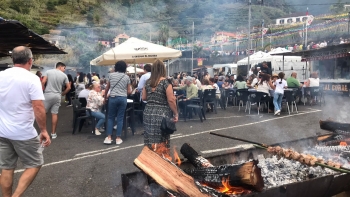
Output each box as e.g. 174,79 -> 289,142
287,72 -> 302,88
0,46 -> 51,197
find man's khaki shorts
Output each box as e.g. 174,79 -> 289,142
44,93 -> 61,114
0,136 -> 44,169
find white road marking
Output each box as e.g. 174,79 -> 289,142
170,110 -> 322,140
201,144 -> 254,154
74,146 -> 120,157
14,109 -> 321,174
14,144 -> 144,174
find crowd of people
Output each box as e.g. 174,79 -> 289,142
0,45 -> 323,197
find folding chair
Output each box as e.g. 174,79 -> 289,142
247,92 -> 269,115
203,89 -> 217,114
72,99 -> 95,134
236,89 -> 249,111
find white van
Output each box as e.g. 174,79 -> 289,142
212,64 -> 237,76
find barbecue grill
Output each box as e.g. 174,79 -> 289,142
122,135 -> 350,197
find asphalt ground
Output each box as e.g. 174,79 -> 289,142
8,95 -> 350,197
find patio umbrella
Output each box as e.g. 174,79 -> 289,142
90,37 -> 182,66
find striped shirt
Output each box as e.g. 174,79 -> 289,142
108,72 -> 130,97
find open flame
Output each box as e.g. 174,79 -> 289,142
173,146 -> 182,166
151,142 -> 172,161
217,177 -> 247,195
340,142 -> 348,146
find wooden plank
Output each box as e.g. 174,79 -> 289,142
134,146 -> 211,197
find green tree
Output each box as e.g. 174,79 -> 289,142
193,45 -> 204,58
46,0 -> 56,11
158,24 -> 169,46
330,0 -> 345,14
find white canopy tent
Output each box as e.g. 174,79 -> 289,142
126,66 -> 144,74
90,37 -> 182,66
237,51 -> 272,66
237,51 -> 306,81
268,47 -> 291,55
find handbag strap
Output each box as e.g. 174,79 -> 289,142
110,74 -> 125,93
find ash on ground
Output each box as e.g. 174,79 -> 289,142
256,155 -> 335,188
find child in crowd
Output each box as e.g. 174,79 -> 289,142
273,72 -> 287,115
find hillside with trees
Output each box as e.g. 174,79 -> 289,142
0,0 -> 344,70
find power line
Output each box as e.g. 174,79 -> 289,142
282,3 -> 349,6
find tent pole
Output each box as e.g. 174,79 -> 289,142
134,60 -> 136,82
282,55 -> 285,72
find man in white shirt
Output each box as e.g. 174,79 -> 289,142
78,84 -> 91,101
137,64 -> 151,98
137,64 -> 151,123
0,46 -> 51,197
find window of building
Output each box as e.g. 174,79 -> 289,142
279,19 -> 284,24
302,17 -> 308,22
287,18 -> 293,23
296,18 -> 301,22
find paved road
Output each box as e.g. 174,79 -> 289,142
11,95 -> 349,197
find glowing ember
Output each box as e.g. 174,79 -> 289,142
173,146 -> 182,166
340,142 -> 348,146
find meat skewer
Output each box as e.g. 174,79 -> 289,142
209,132 -> 350,174
259,144 -> 350,173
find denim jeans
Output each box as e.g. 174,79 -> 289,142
107,96 -> 127,137
90,111 -> 105,129
273,92 -> 283,111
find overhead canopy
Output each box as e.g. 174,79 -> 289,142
237,51 -> 272,65
0,18 -> 66,57
126,66 -> 144,74
90,37 -> 182,66
237,50 -> 304,66
213,64 -> 237,69
268,47 -> 291,55
270,43 -> 350,61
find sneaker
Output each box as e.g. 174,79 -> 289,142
274,110 -> 280,116
66,105 -> 72,107
99,128 -> 105,132
104,137 -> 112,145
116,138 -> 123,145
95,129 -> 101,135
113,125 -> 117,130
51,133 -> 57,139
278,112 -> 281,116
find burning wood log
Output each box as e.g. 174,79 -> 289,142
134,146 -> 211,197
319,120 -> 350,135
180,143 -> 214,168
184,162 -> 264,192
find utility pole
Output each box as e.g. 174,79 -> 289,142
247,0 -> 251,76
191,21 -> 194,75
261,19 -> 264,49
305,20 -> 308,47
348,12 -> 350,35
150,26 -> 151,42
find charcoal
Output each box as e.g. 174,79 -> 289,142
256,154 -> 336,189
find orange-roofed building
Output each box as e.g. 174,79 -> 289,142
113,33 -> 130,46
211,31 -> 239,44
